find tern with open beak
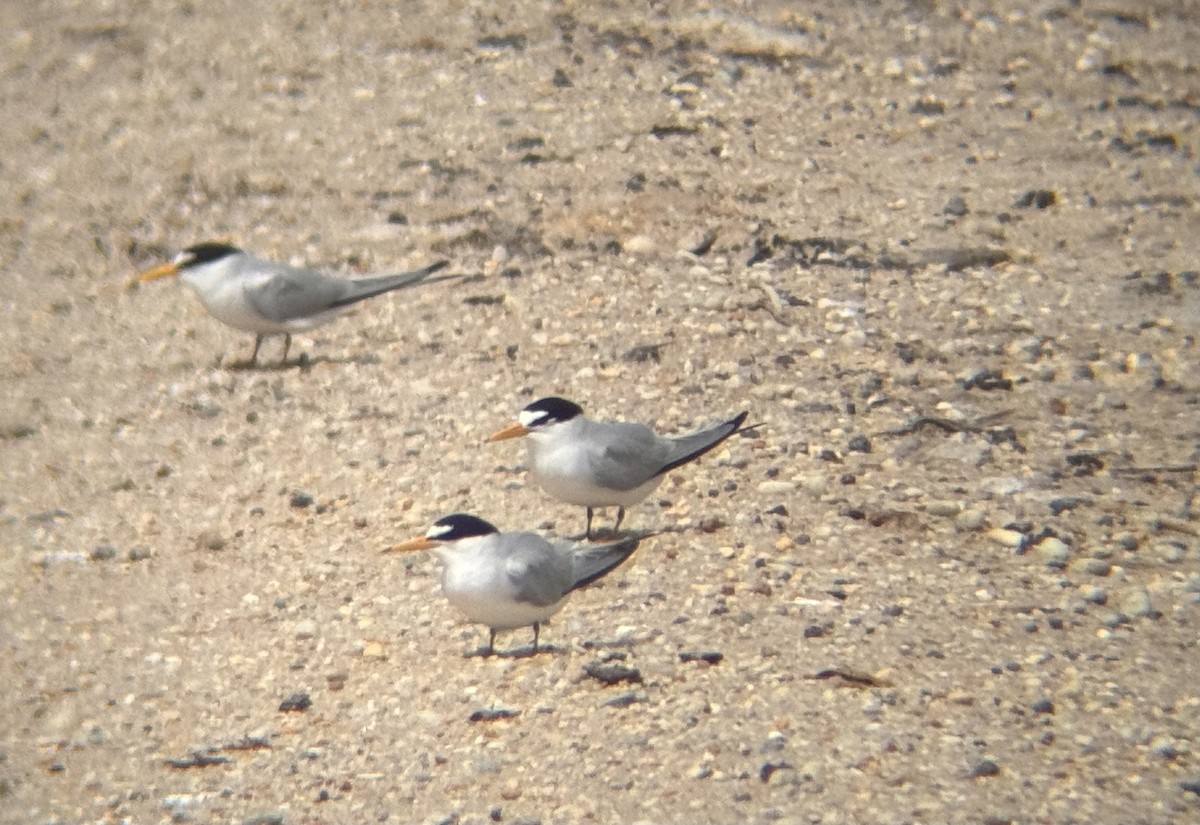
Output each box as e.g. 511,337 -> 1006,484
137,242 -> 454,367
488,397 -> 750,539
385,513 -> 641,656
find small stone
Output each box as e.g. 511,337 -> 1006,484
1081,585 -> 1108,605
243,812 -> 285,825
927,500 -> 962,518
1014,189 -> 1057,209
89,545 -> 117,561
680,227 -> 718,256
195,530 -> 225,552
279,693 -> 311,713
362,642 -> 386,660
1083,558 -> 1112,577
1098,610 -> 1129,628
1114,532 -> 1139,551
622,235 -> 656,256
758,480 -> 797,494
290,491 -> 314,509
1149,735 -> 1183,760
846,434 -> 871,453
954,507 -> 986,531
968,759 -> 1000,778
987,527 -> 1025,549
1036,537 -> 1071,568
1031,698 -> 1055,714
943,196 -> 968,217
1120,588 -> 1154,618
1155,540 -> 1187,564
468,708 -> 520,723
1048,497 -> 1087,516
128,546 -> 152,562
294,619 -> 317,640
583,662 -> 642,686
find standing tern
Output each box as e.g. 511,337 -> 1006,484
137,242 -> 454,367
488,397 -> 749,539
385,513 -> 641,656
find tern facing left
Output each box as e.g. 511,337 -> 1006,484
385,513 -> 641,656
488,397 -> 750,539
138,242 -> 453,367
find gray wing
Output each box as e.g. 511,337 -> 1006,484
584,420 -> 674,491
568,534 -> 640,592
244,260 -> 452,322
503,533 -> 574,607
242,262 -> 352,323
656,411 -> 749,476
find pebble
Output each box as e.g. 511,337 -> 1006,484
1120,588 -> 1154,618
758,480 -> 797,494
1031,698 -> 1055,714
968,758 -> 1000,779
987,527 -> 1025,549
1155,540 -> 1187,564
1081,585 -> 1108,605
195,530 -> 225,552
1098,610 -> 1128,629
583,662 -> 642,686
846,434 -> 871,453
278,693 -> 311,712
243,814 -> 285,825
294,619 -> 317,640
1036,537 -> 1071,569
623,235 -> 656,256
955,507 -> 986,531
1149,735 -> 1184,760
1113,531 -> 1140,551
926,500 -> 962,518
943,196 -> 968,217
89,545 -> 117,561
1082,558 -> 1112,577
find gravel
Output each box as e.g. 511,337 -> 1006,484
2,2 -> 1199,823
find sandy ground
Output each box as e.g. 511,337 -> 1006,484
3,0 -> 1200,823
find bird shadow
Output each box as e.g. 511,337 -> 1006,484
569,526 -> 679,543
463,643 -> 569,660
219,352 -> 384,372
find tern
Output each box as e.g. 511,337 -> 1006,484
488,397 -> 749,539
385,513 -> 640,656
137,242 -> 454,367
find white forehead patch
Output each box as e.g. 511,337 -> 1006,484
518,409 -> 548,428
426,522 -> 454,539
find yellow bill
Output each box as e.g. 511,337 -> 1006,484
384,536 -> 438,553
138,262 -> 181,283
486,422 -> 530,442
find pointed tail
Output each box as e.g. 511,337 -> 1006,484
569,534 -> 642,592
329,260 -> 455,309
656,410 -> 749,477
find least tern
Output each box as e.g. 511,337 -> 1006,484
138,242 -> 453,367
488,397 -> 749,539
386,513 -> 640,656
